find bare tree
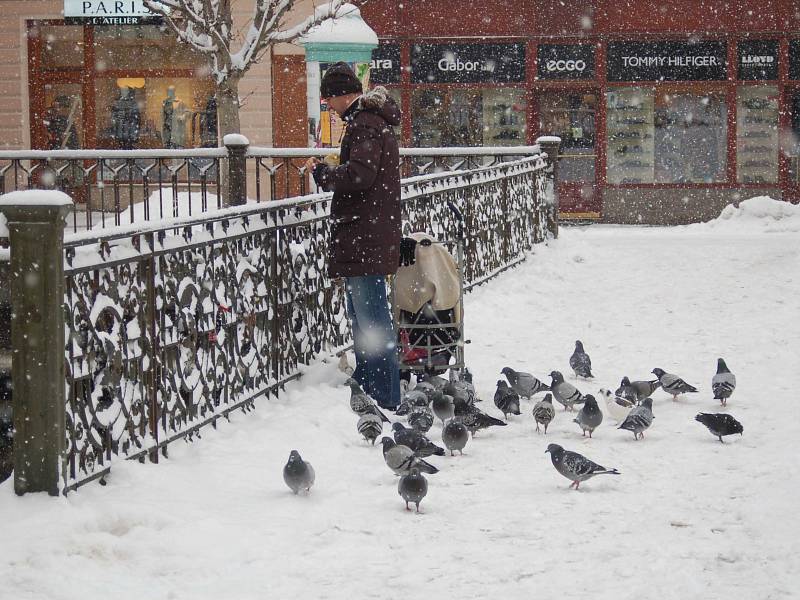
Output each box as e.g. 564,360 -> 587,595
142,0 -> 351,138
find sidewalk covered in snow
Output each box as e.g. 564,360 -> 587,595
2,198 -> 799,599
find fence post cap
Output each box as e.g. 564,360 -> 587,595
535,136 -> 562,146
223,133 -> 250,148
0,190 -> 73,223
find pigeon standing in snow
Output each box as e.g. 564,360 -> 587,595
599,388 -> 634,423
494,380 -> 521,420
392,422 -> 445,457
419,373 -> 448,390
283,450 -> 315,494
381,437 -> 439,476
630,379 -> 662,404
652,368 -> 698,400
712,358 -> 736,406
453,398 -> 507,436
395,389 -> 430,416
442,420 -> 469,455
549,371 -> 586,411
532,393 -> 556,434
357,414 -> 383,445
432,390 -> 455,424
398,467 -> 428,513
618,398 -> 654,440
695,413 -> 743,442
569,340 -> 594,379
347,379 -> 390,423
573,394 -> 603,438
615,377 -> 638,404
408,405 -> 434,433
500,366 -> 550,398
545,444 -> 620,489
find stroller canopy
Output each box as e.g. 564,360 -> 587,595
395,232 -> 460,314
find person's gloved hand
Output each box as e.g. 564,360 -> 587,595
399,237 -> 417,267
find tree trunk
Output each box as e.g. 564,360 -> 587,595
217,77 -> 242,137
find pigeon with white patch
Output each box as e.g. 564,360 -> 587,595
652,368 -> 698,400
615,377 -> 638,404
712,358 -> 736,406
453,398 -> 507,436
695,413 -> 743,443
347,379 -> 390,423
381,437 -> 439,476
599,388 -> 634,423
398,467 -> 428,513
494,380 -> 521,420
442,420 -> 469,456
545,443 -> 620,490
532,393 -> 556,434
408,405 -> 434,433
395,389 -> 430,416
283,450 -> 315,494
356,414 -> 383,445
501,366 -> 550,398
618,398 -> 654,440
569,340 -> 594,379
549,371 -> 586,411
392,422 -> 445,457
573,394 -> 603,438
432,390 -> 455,424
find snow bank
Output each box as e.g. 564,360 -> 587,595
690,196 -> 800,234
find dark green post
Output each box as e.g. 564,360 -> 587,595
225,134 -> 249,206
536,136 -> 562,239
0,193 -> 72,496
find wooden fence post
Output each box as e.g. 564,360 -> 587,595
0,192 -> 72,496
535,136 -> 562,239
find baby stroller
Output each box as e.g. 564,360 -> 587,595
393,204 -> 466,382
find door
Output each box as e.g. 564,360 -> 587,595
537,90 -> 600,217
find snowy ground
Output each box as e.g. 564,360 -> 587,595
2,199 -> 799,599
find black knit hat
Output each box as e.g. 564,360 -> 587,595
320,62 -> 363,98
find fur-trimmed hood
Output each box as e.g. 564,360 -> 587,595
357,86 -> 401,126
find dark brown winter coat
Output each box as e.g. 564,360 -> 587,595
313,87 -> 402,278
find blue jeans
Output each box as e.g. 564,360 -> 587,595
345,275 -> 400,408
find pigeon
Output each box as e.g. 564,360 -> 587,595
599,388 -> 634,423
398,467 -> 428,513
573,394 -> 603,438
418,373 -> 448,390
347,379 -> 390,423
712,358 -> 736,406
356,414 -> 383,445
569,340 -> 594,378
532,393 -> 556,434
283,450 -> 315,494
443,375 -> 477,405
545,443 -> 620,489
408,405 -> 434,433
453,398 -> 507,436
413,381 -> 437,396
618,398 -> 654,440
494,380 -> 521,420
381,437 -> 439,476
392,422 -> 445,457
501,366 -> 550,398
549,371 -> 586,411
441,420 -> 469,455
614,377 -> 638,404
395,389 -> 430,416
652,368 -> 698,400
695,413 -> 743,443
432,390 -> 455,424
630,379 -> 662,404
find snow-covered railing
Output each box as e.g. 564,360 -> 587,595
0,142 -> 559,495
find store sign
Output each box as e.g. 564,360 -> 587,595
790,40 -> 800,80
370,43 -> 401,85
607,41 -> 727,81
411,43 -> 526,84
64,0 -> 164,24
738,40 -> 778,80
537,44 -> 595,80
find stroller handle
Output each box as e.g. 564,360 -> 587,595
447,201 -> 465,241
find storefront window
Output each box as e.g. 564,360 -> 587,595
539,91 -> 596,182
33,25 -> 84,68
606,88 -> 655,184
94,26 -> 205,71
788,93 -> 800,185
412,88 -> 526,148
43,83 -> 83,149
736,86 -> 779,184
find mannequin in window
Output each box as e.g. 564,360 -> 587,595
162,86 -> 190,148
200,94 -> 218,147
45,95 -> 79,150
111,87 -> 140,150
162,86 -> 176,147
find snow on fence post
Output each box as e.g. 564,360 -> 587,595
0,191 -> 72,496
224,134 -> 250,207
535,136 -> 561,239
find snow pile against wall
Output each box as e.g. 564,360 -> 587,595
689,196 -> 800,234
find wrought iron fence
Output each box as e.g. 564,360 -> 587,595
0,142 -> 559,495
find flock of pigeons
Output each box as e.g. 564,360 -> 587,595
282,341 -> 743,511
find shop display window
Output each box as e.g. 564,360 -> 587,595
736,86 -> 779,184
606,88 -> 655,184
32,25 -> 84,68
788,93 -> 800,185
539,91 -> 596,182
43,83 -> 83,149
412,88 -> 526,148
94,26 -> 206,72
